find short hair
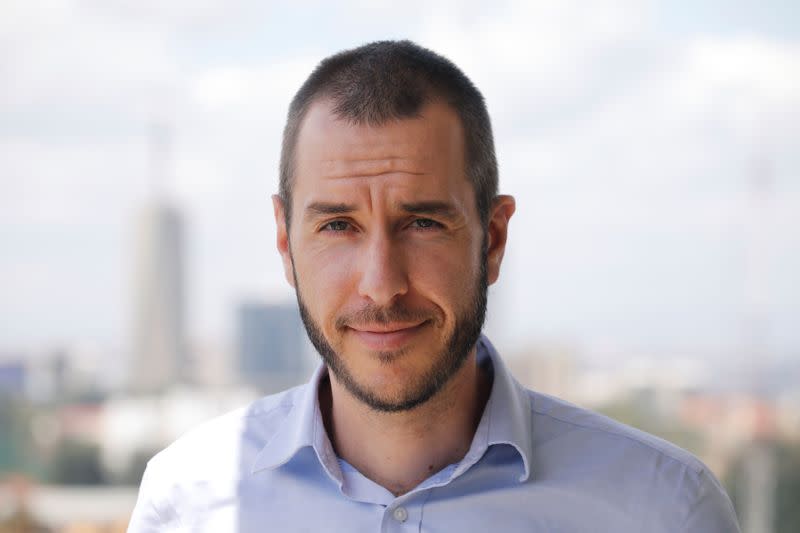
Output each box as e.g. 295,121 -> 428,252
279,40 -> 498,228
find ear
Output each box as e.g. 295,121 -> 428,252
485,195 -> 515,285
272,195 -> 296,288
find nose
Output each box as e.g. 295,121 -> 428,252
357,230 -> 408,306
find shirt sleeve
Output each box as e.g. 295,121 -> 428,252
127,459 -> 182,533
681,468 -> 741,533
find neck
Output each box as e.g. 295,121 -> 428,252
319,348 -> 491,496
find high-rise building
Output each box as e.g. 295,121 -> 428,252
130,202 -> 186,392
237,301 -> 307,393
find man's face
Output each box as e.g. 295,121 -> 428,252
274,99 -> 507,412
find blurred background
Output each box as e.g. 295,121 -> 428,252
1,1 -> 798,531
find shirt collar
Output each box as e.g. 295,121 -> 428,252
251,334 -> 533,483
250,362 -> 343,483
470,335 -> 533,482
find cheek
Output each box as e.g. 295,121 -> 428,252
292,231 -> 354,278
408,241 -> 480,308
294,243 -> 357,319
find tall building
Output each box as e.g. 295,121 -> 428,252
237,301 -> 307,393
130,202 -> 186,392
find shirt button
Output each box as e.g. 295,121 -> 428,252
392,506 -> 408,523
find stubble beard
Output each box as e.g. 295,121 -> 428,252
292,243 -> 488,413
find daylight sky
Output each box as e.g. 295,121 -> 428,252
2,1 -> 798,363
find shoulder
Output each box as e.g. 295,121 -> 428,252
526,389 -> 706,473
146,384 -> 304,481
522,389 -> 739,530
128,385 -> 308,531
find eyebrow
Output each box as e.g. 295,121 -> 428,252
303,200 -> 460,220
398,201 -> 459,219
305,202 -> 357,217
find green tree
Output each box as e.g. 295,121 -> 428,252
726,440 -> 800,533
0,394 -> 35,476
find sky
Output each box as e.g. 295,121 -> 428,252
1,0 -> 798,365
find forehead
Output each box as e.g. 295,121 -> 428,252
291,99 -> 469,206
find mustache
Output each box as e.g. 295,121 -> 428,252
335,303 -> 436,330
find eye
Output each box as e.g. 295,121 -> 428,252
410,218 -> 442,230
321,220 -> 352,232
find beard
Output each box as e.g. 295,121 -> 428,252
292,243 -> 488,413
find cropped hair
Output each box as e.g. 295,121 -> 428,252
279,40 -> 498,228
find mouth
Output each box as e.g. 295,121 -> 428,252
347,321 -> 429,351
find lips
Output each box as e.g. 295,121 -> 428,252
348,321 -> 429,351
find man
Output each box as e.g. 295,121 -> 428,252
129,40 -> 740,532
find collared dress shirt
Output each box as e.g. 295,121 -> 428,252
128,336 -> 740,532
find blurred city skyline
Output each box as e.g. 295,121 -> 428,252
2,0 -> 798,370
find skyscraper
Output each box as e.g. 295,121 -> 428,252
237,301 -> 307,393
130,202 -> 186,392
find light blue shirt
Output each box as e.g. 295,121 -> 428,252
128,336 -> 740,532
